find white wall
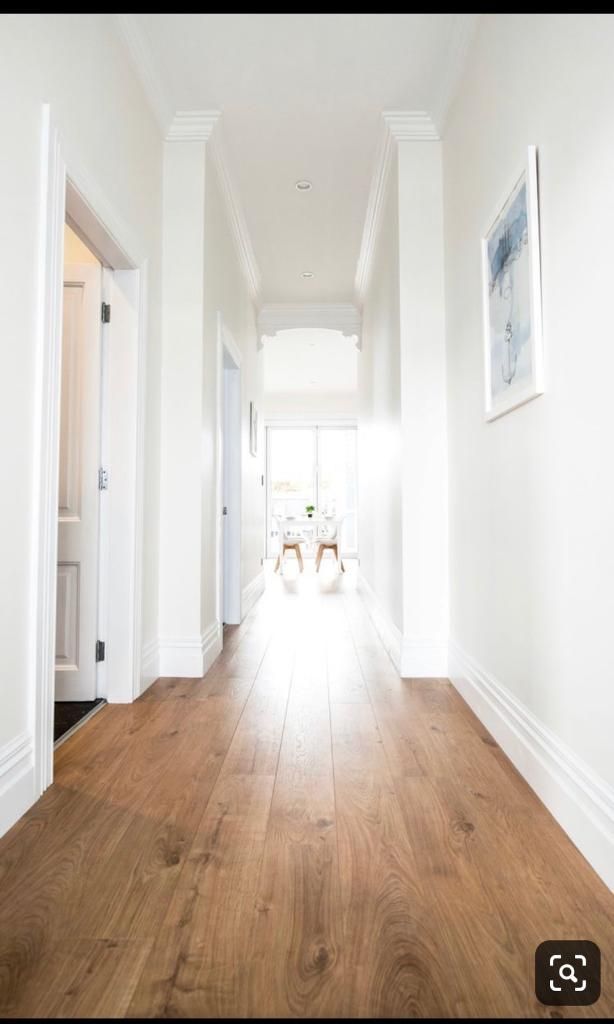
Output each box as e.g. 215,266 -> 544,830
158,136 -> 264,676
0,14 -> 162,828
444,13 -> 614,885
202,149 -> 265,625
358,159 -> 404,633
398,142 -> 448,675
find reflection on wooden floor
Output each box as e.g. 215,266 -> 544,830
0,563 -> 612,1018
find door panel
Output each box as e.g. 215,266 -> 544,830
55,264 -> 102,701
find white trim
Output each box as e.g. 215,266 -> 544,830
401,638 -> 448,678
0,734 -> 35,838
430,14 -> 480,135
242,570 -> 265,619
357,573 -> 447,678
449,639 -> 614,892
355,110 -> 439,303
32,106 -> 66,795
357,572 -> 403,673
166,110 -> 221,142
382,110 -> 440,141
258,303 -> 362,348
139,637 -> 160,696
159,622 -> 223,679
209,131 -> 261,302
113,14 -> 174,135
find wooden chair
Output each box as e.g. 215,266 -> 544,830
315,518 -> 345,573
273,516 -> 305,574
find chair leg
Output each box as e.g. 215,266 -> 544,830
296,545 -> 304,573
315,544 -> 324,572
274,555 -> 280,573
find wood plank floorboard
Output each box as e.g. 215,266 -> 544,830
0,564 -> 613,1018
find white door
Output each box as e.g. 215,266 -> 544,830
55,263 -> 102,700
222,363 -> 241,624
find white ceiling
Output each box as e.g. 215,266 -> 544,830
263,330 -> 358,394
128,14 -> 477,304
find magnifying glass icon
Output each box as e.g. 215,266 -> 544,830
559,964 -> 578,984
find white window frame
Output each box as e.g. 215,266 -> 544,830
265,420 -> 358,559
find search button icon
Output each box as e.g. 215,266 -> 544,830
559,964 -> 578,984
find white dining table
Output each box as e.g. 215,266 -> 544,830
278,515 -> 340,548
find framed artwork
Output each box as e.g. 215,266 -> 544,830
249,401 -> 258,456
482,145 -> 544,421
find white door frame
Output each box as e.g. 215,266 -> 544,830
33,106 -> 148,794
216,313 -> 242,632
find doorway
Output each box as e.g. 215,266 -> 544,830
54,225 -> 107,742
265,424 -> 358,558
36,109 -> 148,796
220,334 -> 242,626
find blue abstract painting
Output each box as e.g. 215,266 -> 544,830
486,174 -> 532,402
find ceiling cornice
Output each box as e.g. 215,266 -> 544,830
430,13 -> 480,135
354,110 -> 439,303
382,110 -> 439,141
166,110 -> 221,142
113,14 -> 174,135
209,132 -> 261,303
258,303 -> 362,349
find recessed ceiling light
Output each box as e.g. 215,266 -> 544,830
301,271 -> 314,279
295,180 -> 312,191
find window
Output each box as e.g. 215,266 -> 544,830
266,425 -> 358,557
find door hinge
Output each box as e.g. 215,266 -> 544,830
101,302 -> 111,323
98,467 -> 109,491
96,640 -> 105,663
223,506 -> 228,515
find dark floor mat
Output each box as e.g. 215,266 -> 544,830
54,699 -> 105,743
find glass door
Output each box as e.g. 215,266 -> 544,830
267,427 -> 316,556
266,425 -> 358,557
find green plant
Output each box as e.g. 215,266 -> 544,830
305,504 -> 315,516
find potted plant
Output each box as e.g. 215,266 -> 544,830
305,504 -> 315,518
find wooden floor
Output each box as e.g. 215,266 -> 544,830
1,564 -> 612,1018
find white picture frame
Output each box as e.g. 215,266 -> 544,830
482,145 -> 544,421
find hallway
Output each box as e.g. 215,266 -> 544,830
1,569 -> 612,1018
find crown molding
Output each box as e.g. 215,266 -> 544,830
430,13 -> 480,135
166,110 -> 221,142
209,133 -> 261,303
257,303 -> 362,349
382,110 -> 439,141
113,14 -> 174,135
354,110 -> 439,303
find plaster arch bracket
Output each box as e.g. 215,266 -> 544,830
256,303 -> 362,350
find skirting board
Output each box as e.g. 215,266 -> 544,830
357,572 -> 447,677
159,621 -> 222,678
449,639 -> 614,892
139,637 -> 160,696
242,569 -> 265,619
0,733 -> 36,839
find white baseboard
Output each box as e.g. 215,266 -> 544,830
242,569 -> 265,619
0,733 -> 36,839
357,573 -> 447,677
158,621 -> 222,678
357,572 -> 402,671
401,637 -> 448,677
449,639 -> 614,892
139,636 -> 160,696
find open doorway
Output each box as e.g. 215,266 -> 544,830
220,325 -> 242,626
35,110 -> 148,795
54,225 -> 107,744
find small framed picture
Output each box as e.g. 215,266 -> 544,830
249,401 -> 258,456
482,145 -> 544,421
